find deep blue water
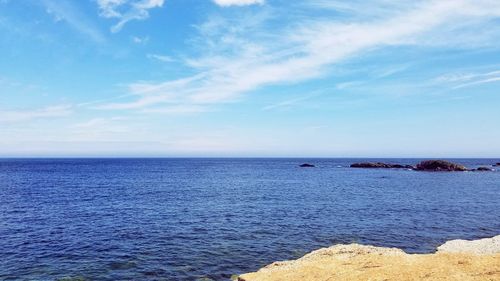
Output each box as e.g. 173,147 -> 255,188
0,158 -> 499,281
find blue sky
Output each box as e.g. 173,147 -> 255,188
1,0 -> 500,157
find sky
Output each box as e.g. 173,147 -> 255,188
1,0 -> 500,157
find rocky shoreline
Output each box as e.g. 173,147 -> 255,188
238,235 -> 500,281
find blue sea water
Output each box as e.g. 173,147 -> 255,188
0,158 -> 499,281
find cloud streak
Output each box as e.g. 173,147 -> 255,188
43,0 -> 106,42
0,105 -> 72,123
94,0 -> 500,113
147,54 -> 175,63
97,0 -> 165,32
213,0 -> 264,7
436,70 -> 500,89
454,76 -> 500,89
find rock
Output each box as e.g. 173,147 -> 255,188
299,163 -> 315,168
239,236 -> 500,281
474,167 -> 493,171
415,160 -> 467,171
350,162 -> 414,169
350,162 -> 391,168
391,164 -> 415,169
437,235 -> 500,255
494,162 -> 500,166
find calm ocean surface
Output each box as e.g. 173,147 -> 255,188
0,158 -> 499,281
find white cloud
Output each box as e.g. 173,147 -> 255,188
97,0 -> 127,18
70,117 -> 131,140
139,105 -> 208,114
95,0 -> 500,112
147,54 -> 175,62
454,76 -> 500,89
96,0 -> 165,32
0,105 -> 72,122
213,0 -> 264,7
132,35 -> 149,44
43,0 -> 105,42
435,70 -> 500,89
262,89 -> 329,111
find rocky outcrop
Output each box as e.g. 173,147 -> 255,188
299,163 -> 315,168
494,163 -> 500,166
238,235 -> 500,281
350,162 -> 414,169
472,167 -> 493,172
350,160 -> 495,172
415,160 -> 468,171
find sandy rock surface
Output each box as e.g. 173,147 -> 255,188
239,236 -> 500,281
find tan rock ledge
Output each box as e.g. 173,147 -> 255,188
238,235 -> 500,281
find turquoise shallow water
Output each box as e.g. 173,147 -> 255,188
0,158 -> 499,280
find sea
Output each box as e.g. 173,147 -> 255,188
0,158 -> 499,281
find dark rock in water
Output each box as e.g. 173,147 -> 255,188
415,160 -> 467,171
390,164 -> 415,169
109,261 -> 137,270
299,163 -> 315,168
474,167 -> 493,171
494,163 -> 500,166
350,162 -> 414,169
351,162 -> 391,168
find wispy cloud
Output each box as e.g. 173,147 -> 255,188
454,76 -> 500,89
436,70 -> 500,89
132,35 -> 149,44
262,89 -> 331,111
94,0 -> 500,113
147,54 -> 175,63
140,105 -> 209,115
70,117 -> 131,140
212,0 -> 265,7
0,105 -> 72,123
96,0 -> 165,33
42,0 -> 106,43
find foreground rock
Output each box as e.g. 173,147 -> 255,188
437,235 -> 500,255
415,160 -> 468,171
350,162 -> 414,169
238,235 -> 500,281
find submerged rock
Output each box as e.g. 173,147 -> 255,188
299,163 -> 315,168
473,167 -> 493,172
350,162 -> 413,169
415,160 -> 467,171
109,261 -> 137,270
